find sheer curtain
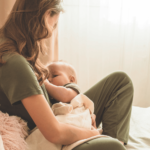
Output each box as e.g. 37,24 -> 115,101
58,0 -> 150,107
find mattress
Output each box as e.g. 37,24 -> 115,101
125,106 -> 150,150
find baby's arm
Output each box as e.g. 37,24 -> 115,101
44,79 -> 78,103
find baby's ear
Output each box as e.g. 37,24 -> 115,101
69,75 -> 76,83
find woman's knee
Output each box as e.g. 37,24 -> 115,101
110,71 -> 130,81
107,71 -> 134,104
110,71 -> 134,91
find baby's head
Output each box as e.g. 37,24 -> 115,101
47,61 -> 77,86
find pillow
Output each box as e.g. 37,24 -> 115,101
0,111 -> 29,150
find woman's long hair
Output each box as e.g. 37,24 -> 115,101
0,0 -> 63,85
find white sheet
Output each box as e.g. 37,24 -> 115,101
125,106 -> 150,150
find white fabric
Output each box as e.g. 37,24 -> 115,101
59,0 -> 150,107
56,107 -> 92,129
125,106 -> 150,150
53,94 -> 94,129
70,94 -> 94,114
0,134 -> 5,150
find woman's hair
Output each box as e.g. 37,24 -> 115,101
0,0 -> 64,85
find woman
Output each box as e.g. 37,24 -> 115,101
0,0 -> 133,150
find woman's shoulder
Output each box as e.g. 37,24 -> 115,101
1,53 -> 31,74
3,52 -> 27,64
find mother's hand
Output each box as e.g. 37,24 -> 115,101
91,114 -> 97,129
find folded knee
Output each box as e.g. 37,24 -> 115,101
111,71 -> 129,80
110,71 -> 134,95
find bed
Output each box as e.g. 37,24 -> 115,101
125,106 -> 150,150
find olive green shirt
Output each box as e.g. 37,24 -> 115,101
0,53 -> 51,130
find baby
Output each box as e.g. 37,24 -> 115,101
47,60 -> 80,104
45,61 -> 97,130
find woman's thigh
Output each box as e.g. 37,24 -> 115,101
72,137 -> 126,150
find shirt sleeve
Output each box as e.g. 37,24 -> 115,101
0,54 -> 43,105
64,83 -> 81,94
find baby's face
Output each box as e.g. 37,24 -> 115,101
48,62 -> 75,86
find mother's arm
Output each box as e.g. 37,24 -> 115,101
21,94 -> 99,145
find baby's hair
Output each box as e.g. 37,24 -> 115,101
47,60 -> 78,83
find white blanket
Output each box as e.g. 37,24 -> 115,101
125,106 -> 150,150
52,94 -> 94,130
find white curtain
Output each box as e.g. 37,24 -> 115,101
58,0 -> 150,107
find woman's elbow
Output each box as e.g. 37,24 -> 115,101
46,126 -> 62,144
48,136 -> 60,144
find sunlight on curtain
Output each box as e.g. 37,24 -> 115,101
58,0 -> 150,107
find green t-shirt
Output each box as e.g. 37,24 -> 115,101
0,53 -> 51,130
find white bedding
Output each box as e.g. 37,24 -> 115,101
125,106 -> 150,150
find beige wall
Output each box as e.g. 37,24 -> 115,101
0,0 -> 58,66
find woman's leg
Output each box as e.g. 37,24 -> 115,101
73,137 -> 126,150
74,72 -> 133,150
84,71 -> 134,144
